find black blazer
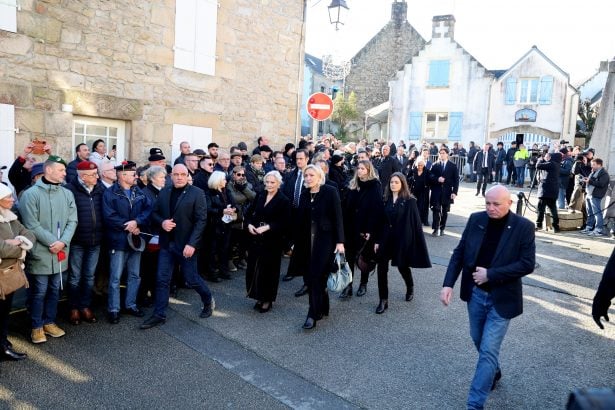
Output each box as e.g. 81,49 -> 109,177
443,211 -> 535,319
429,161 -> 459,207
282,168 -> 303,207
152,184 -> 207,249
472,151 -> 495,173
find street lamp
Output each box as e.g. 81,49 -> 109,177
327,0 -> 349,31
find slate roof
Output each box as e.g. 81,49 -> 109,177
304,53 -> 323,75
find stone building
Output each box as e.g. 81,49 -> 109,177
0,0 -> 304,167
344,0 -> 425,115
388,15 -> 493,148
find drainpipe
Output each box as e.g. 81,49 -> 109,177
295,1 -> 308,146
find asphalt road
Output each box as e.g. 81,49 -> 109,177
1,182 -> 613,409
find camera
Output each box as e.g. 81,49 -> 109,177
559,140 -> 569,145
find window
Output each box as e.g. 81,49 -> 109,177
73,117 -> 126,162
0,104 -> 15,187
171,124 -> 212,163
519,78 -> 539,103
174,0 -> 218,76
0,0 -> 18,33
428,60 -> 450,87
425,113 -> 449,139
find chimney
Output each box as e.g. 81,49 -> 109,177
432,15 -> 455,41
391,0 -> 407,26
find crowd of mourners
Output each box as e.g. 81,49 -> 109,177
0,133 -> 609,364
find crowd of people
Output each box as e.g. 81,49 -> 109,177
0,133 -> 612,408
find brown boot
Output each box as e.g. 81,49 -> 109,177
31,328 -> 47,344
80,308 -> 97,323
69,309 -> 81,325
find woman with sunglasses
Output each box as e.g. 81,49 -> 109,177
373,172 -> 431,314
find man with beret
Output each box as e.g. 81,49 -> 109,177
65,161 -> 105,325
20,155 -> 78,343
102,161 -> 152,324
66,143 -> 91,184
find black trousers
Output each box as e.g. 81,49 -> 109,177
476,168 -> 490,194
376,261 -> 413,300
494,163 -> 504,183
536,197 -> 559,228
432,204 -> 449,231
0,293 -> 13,348
505,162 -> 516,184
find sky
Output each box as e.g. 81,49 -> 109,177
304,0 -> 615,85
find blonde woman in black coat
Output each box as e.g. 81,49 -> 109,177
374,172 -> 431,314
294,165 -> 344,329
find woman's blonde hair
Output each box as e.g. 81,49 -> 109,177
303,164 -> 325,187
348,160 -> 379,190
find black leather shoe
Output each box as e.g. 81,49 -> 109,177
140,315 -> 166,329
439,229 -> 445,236
406,288 -> 414,302
302,317 -> 316,330
2,346 -> 27,361
259,302 -> 272,313
375,300 -> 388,314
491,369 -> 502,391
123,307 -> 145,318
356,284 -> 367,297
200,299 -> 215,318
206,275 -> 222,283
431,230 -> 439,237
339,284 -> 353,299
253,301 -> 263,311
294,285 -> 308,297
282,274 -> 295,282
107,312 -> 120,324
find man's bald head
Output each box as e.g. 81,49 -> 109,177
485,185 -> 512,219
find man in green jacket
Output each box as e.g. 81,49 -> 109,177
20,156 -> 78,344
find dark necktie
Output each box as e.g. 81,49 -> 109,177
293,170 -> 302,207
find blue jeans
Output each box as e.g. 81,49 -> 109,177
585,196 -> 604,233
153,243 -> 212,319
467,287 -> 511,410
30,273 -> 62,329
558,187 -> 567,209
515,166 -> 525,186
68,244 -> 100,310
108,249 -> 141,313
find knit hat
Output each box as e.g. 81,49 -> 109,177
331,154 -> 344,165
0,183 -> 12,200
237,142 -> 248,151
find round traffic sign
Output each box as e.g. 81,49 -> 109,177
306,92 -> 334,121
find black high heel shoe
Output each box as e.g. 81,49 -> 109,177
259,302 -> 272,313
375,300 -> 388,314
302,317 -> 316,329
339,284 -> 353,299
406,287 -> 414,302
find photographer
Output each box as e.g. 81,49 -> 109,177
527,144 -> 540,189
535,152 -> 561,232
558,147 -> 573,209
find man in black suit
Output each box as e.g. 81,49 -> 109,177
377,144 -> 401,187
472,144 -> 495,197
395,146 -> 408,170
140,164 -> 214,329
429,148 -> 459,236
440,185 -> 535,409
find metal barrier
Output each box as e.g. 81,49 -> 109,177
429,154 -> 467,182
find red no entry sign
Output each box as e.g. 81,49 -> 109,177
307,92 -> 334,121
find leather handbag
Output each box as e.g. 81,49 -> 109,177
0,261 -> 29,300
327,252 -> 352,293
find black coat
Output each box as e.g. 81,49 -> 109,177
65,178 -> 105,246
443,211 -> 535,319
282,168 -> 303,207
8,157 -> 31,196
206,187 -> 236,233
376,196 -> 431,269
143,183 -> 163,236
152,184 -> 207,249
343,179 -> 383,251
429,161 -> 459,208
328,165 -> 347,193
536,154 -> 561,199
376,156 -> 401,187
472,150 -> 495,173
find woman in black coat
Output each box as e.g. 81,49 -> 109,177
374,172 -> 431,314
245,171 -> 290,313
206,171 -> 237,280
340,160 -> 383,299
295,165 -> 344,329
328,154 -> 347,195
409,158 -> 430,226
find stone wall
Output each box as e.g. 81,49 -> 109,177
0,0 -> 304,163
344,2 -> 425,114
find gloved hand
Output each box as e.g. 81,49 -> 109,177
592,293 -> 610,329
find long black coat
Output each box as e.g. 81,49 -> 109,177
429,161 -> 459,208
536,154 -> 561,199
343,179 -> 383,252
377,156 -> 401,187
152,184 -> 207,249
376,196 -> 431,269
245,191 -> 291,302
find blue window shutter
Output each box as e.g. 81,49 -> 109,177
448,112 -> 463,141
429,60 -> 450,86
539,76 -> 553,104
530,79 -> 539,102
409,112 -> 422,138
520,80 -> 528,102
505,77 -> 516,104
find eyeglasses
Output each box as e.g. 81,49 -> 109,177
234,173 -> 245,176
172,173 -> 188,177
204,163 -> 213,167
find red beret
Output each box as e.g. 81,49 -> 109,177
77,161 -> 98,171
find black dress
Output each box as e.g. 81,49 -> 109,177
245,191 -> 291,303
409,168 -> 430,226
294,184 -> 344,320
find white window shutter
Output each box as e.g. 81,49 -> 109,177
172,124 -> 212,163
0,0 -> 18,33
174,0 -> 198,71
174,0 -> 217,76
0,104 -> 16,187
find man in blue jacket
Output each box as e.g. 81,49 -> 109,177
102,161 -> 152,324
440,185 -> 535,410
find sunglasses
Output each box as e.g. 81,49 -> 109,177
234,173 -> 245,176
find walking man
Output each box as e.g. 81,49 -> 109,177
440,185 -> 535,409
141,164 -> 214,329
429,147 -> 458,236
